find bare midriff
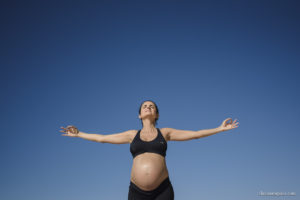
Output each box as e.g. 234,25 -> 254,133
130,153 -> 169,191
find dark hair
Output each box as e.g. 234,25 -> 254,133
138,100 -> 159,126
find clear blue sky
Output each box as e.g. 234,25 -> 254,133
1,1 -> 299,200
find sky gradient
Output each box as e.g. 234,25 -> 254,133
1,0 -> 299,200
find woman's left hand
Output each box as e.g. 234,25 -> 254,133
219,118 -> 239,131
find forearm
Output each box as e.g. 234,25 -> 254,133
195,127 -> 224,139
77,131 -> 104,143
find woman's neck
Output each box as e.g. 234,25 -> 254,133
142,119 -> 156,132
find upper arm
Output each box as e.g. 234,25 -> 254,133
101,129 -> 137,144
163,127 -> 198,141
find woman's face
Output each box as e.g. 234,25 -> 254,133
139,101 -> 158,121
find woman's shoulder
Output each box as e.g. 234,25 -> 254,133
159,127 -> 171,134
128,129 -> 139,142
128,129 -> 139,136
159,127 -> 171,141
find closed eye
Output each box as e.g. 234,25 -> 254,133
144,105 -> 154,108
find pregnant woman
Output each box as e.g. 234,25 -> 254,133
60,100 -> 239,200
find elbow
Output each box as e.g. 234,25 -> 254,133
95,135 -> 106,143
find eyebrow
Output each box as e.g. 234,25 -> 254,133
143,104 -> 154,107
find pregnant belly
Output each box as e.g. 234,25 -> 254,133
130,153 -> 169,191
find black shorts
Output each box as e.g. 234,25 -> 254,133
128,177 -> 174,200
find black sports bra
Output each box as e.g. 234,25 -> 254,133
130,128 -> 167,158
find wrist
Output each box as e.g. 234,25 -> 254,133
77,131 -> 84,137
217,126 -> 224,132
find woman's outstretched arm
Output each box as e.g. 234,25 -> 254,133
164,118 -> 239,141
60,125 -> 136,144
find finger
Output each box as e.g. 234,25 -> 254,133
225,118 -> 232,122
68,127 -> 76,133
223,118 -> 230,125
59,130 -> 66,133
225,118 -> 232,124
61,127 -> 68,131
226,118 -> 232,122
62,134 -> 73,136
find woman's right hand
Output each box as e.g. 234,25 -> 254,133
60,125 -> 80,137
